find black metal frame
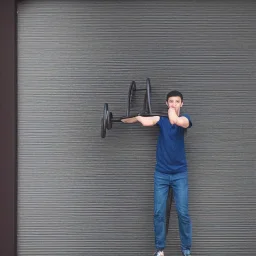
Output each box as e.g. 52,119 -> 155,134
101,78 -> 159,138
143,78 -> 152,115
126,80 -> 137,117
126,78 -> 152,117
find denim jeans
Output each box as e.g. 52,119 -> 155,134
154,170 -> 192,254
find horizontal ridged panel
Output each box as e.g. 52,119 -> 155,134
18,1 -> 256,256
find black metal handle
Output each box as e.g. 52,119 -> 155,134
126,81 -> 136,117
146,78 -> 152,114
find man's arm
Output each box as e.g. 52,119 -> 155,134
121,116 -> 160,126
168,108 -> 190,128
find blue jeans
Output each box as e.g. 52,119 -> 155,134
154,170 -> 192,254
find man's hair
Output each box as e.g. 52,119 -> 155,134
166,90 -> 183,102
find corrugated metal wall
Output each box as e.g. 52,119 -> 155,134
17,1 -> 256,256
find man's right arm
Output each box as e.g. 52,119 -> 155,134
121,116 -> 160,126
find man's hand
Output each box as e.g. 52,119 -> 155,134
168,107 -> 178,125
168,107 -> 190,128
121,117 -> 138,123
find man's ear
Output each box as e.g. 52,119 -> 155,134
181,101 -> 184,107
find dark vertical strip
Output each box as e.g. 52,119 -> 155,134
0,1 -> 17,256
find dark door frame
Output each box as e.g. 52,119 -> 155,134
0,1 -> 17,256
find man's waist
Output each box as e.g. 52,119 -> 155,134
155,161 -> 187,174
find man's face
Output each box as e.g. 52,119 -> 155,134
166,96 -> 183,113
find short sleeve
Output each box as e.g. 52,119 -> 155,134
181,113 -> 192,128
156,116 -> 165,128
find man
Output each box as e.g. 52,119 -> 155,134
122,90 -> 192,256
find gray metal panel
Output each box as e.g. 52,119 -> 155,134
17,1 -> 256,256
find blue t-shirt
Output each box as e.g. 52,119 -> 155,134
155,114 -> 192,174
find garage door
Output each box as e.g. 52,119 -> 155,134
17,1 -> 256,255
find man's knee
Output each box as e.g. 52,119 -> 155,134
177,208 -> 190,223
154,209 -> 165,222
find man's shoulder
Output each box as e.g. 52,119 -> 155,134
157,116 -> 169,124
180,112 -> 191,118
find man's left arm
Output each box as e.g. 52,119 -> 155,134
168,108 -> 192,129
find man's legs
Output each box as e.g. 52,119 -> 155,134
172,174 -> 192,255
154,171 -> 169,252
165,187 -> 173,237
